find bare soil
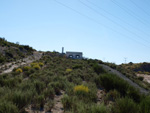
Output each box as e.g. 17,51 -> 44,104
97,89 -> 106,104
51,90 -> 64,113
137,74 -> 150,84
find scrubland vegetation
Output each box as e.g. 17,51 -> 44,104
105,62 -> 150,90
0,51 -> 150,113
0,37 -> 34,64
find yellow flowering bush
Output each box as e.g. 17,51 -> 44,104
66,68 -> 72,73
15,68 -> 23,73
31,63 -> 38,67
33,65 -> 41,70
74,85 -> 89,93
39,62 -> 44,67
23,66 -> 31,71
31,62 -> 44,69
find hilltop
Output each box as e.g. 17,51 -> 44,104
0,39 -> 150,113
0,37 -> 35,64
120,62 -> 150,74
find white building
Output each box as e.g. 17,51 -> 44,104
66,51 -> 83,59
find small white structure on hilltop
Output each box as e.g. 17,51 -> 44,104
61,47 -> 83,59
66,51 -> 83,59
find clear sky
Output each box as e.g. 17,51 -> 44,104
0,0 -> 150,64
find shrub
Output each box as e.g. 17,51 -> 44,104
44,99 -> 54,112
74,85 -> 89,93
66,68 -> 72,73
23,66 -> 30,71
112,97 -> 139,113
43,87 -> 55,99
67,74 -> 82,84
139,96 -> 150,113
74,85 -> 89,100
11,90 -> 33,111
98,73 -> 129,95
91,103 -> 109,113
93,64 -> 105,74
85,83 -> 97,102
105,90 -> 120,102
39,62 -> 44,67
48,82 -> 62,95
61,94 -> 73,111
30,63 -> 38,67
72,64 -> 83,69
0,56 -> 5,63
35,94 -> 45,109
127,86 -> 141,103
15,68 -> 23,73
34,80 -> 45,94
138,76 -> 144,81
0,100 -> 19,113
33,65 -> 41,70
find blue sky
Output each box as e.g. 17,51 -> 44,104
0,0 -> 150,64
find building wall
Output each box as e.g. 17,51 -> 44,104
66,52 -> 83,59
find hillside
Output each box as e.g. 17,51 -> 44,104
0,39 -> 150,113
0,51 -> 150,113
0,37 -> 35,64
121,62 -> 150,74
105,62 -> 150,90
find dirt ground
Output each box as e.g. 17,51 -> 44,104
97,89 -> 106,104
137,74 -> 150,84
51,90 -> 64,113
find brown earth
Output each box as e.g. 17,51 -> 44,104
137,74 -> 150,84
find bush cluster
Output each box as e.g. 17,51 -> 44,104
0,52 -> 150,113
15,68 -> 23,73
74,85 -> 89,93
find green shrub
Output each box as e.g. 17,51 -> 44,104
93,64 -> 105,74
33,65 -> 41,70
0,56 -> 5,63
44,99 -> 54,112
39,62 -> 44,67
35,94 -> 45,109
23,66 -> 31,71
43,87 -> 55,99
85,83 -> 97,103
105,90 -> 120,102
139,96 -> 150,113
30,63 -> 37,67
67,74 -> 82,84
61,94 -> 73,111
98,73 -> 129,95
91,104 -> 109,113
48,82 -> 62,95
112,97 -> 139,113
34,80 -> 45,94
0,100 -> 19,113
11,90 -> 33,111
127,86 -> 141,103
72,64 -> 83,69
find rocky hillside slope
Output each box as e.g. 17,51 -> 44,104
0,37 -> 35,64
